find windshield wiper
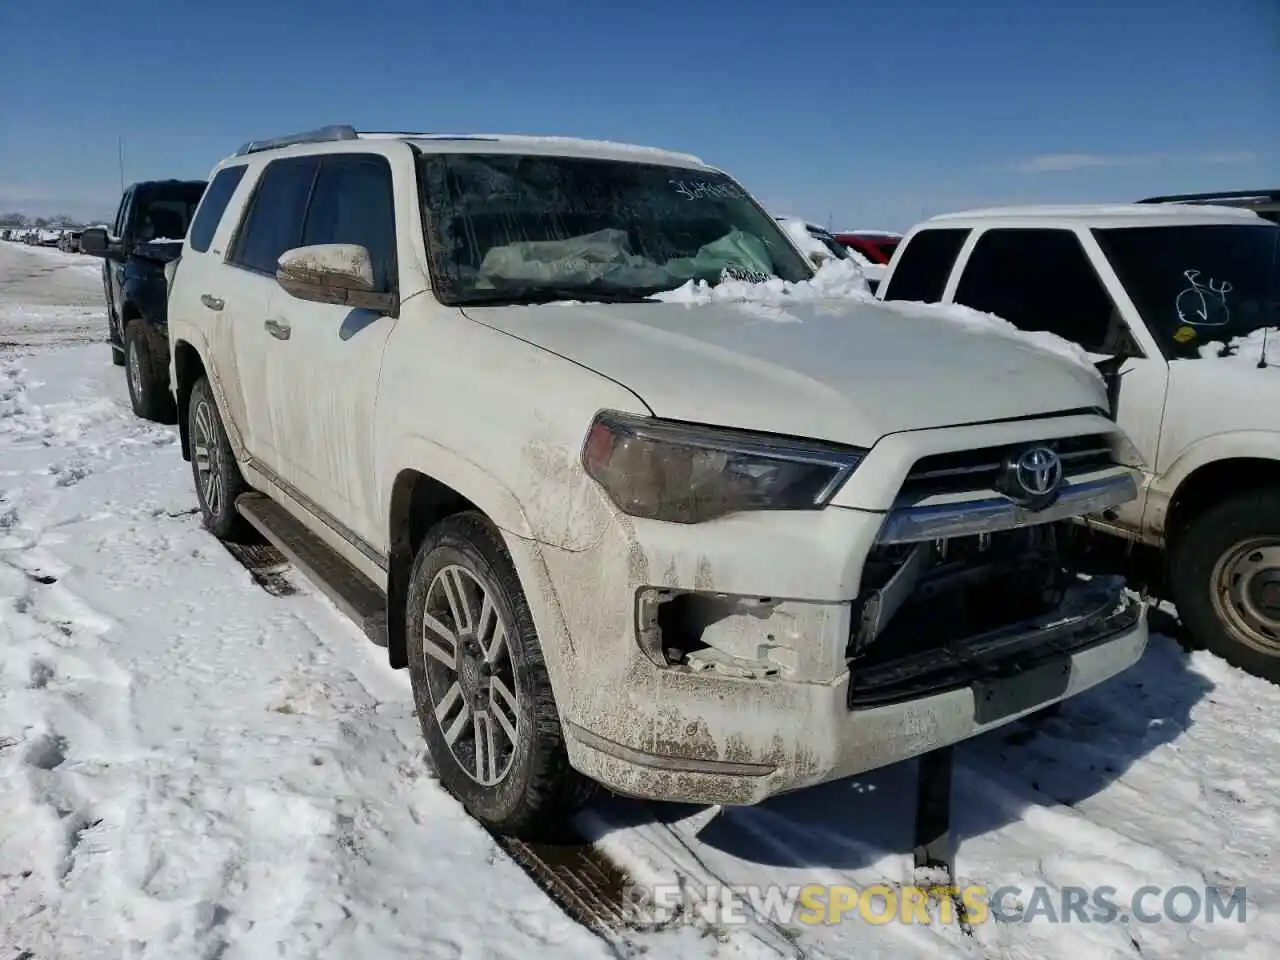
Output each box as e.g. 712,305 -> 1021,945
463,285 -> 658,306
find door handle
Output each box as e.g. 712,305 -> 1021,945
264,319 -> 291,341
200,294 -> 224,311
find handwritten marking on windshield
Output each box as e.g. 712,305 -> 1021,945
670,179 -> 746,201
1176,269 -> 1233,328
721,265 -> 770,284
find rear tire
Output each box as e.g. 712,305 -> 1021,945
188,376 -> 252,542
124,320 -> 176,423
406,512 -> 597,839
1169,490 -> 1280,684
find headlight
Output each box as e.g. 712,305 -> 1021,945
581,411 -> 865,524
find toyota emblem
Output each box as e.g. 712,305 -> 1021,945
995,445 -> 1064,509
1016,446 -> 1063,497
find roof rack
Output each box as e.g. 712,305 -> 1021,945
234,124 -> 358,156
1138,189 -> 1280,205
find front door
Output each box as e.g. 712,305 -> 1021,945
106,186 -> 134,339
263,153 -> 401,549
219,155 -> 320,473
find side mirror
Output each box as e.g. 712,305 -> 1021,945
78,227 -> 107,257
276,244 -> 398,315
79,227 -> 119,259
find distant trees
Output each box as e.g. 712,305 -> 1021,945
0,212 -> 85,228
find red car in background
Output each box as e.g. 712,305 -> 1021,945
834,231 -> 901,265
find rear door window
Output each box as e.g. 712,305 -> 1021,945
189,167 -> 247,253
880,229 -> 969,303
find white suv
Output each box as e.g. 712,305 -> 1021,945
166,126 -> 1148,838
877,204 -> 1280,682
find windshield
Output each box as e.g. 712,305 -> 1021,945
416,152 -> 813,304
1093,224 -> 1280,359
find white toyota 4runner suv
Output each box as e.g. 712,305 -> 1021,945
166,126 -> 1148,838
877,204 -> 1280,682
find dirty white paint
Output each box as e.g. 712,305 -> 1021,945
166,137 -> 1149,808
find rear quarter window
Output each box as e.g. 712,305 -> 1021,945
880,228 -> 970,303
189,167 -> 247,253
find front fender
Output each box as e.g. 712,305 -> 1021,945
383,432 -> 619,554
1148,430 -> 1280,533
387,435 -> 539,543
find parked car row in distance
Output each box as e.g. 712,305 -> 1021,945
0,225 -> 92,251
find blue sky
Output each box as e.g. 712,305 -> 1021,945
1,0 -> 1276,229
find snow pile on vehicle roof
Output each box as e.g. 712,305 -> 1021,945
775,217 -> 837,261
1198,327 -> 1280,365
657,259 -> 1102,382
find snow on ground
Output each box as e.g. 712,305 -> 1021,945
2,242 -> 1280,959
0,245 -> 612,960
0,245 -> 102,352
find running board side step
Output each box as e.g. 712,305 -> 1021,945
235,492 -> 388,647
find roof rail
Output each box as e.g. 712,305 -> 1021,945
234,124 -> 358,156
1138,189 -> 1280,204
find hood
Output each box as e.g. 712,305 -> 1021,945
462,298 -> 1107,447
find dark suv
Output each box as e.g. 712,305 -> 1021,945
80,179 -> 207,422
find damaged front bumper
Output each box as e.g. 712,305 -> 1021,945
561,574 -> 1146,805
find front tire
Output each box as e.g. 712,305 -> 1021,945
1169,491 -> 1280,684
188,376 -> 251,541
406,512 -> 597,838
124,320 -> 176,423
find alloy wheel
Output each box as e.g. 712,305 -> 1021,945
420,564 -> 521,786
191,400 -> 223,519
127,338 -> 143,402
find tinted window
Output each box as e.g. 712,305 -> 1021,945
189,167 -> 247,253
417,153 -> 812,304
134,183 -> 206,241
301,156 -> 397,291
953,229 -> 1133,356
230,157 -> 318,274
1093,224 -> 1280,359
113,188 -> 133,237
880,229 -> 968,302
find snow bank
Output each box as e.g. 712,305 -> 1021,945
655,259 -> 1102,381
